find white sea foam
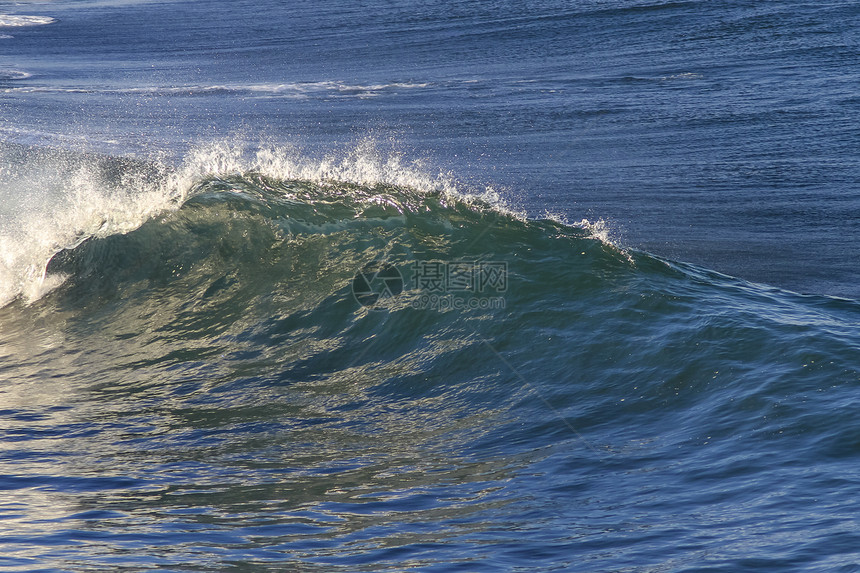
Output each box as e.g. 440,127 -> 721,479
243,81 -> 430,98
2,81 -> 430,98
573,218 -> 633,262
0,86 -> 92,94
0,14 -> 56,27
661,72 -> 704,81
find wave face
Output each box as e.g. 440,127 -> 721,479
2,144 -> 860,571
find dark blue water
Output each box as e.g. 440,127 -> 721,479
1,1 -> 860,571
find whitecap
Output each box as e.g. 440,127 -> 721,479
661,72 -> 704,81
0,70 -> 31,80
0,14 -> 56,27
243,81 -> 430,99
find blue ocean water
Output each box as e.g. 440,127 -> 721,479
1,1 -> 859,571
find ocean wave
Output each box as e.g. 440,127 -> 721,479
10,140 -> 841,323
22,146 -> 859,407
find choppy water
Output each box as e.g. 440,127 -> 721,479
1,1 -> 860,571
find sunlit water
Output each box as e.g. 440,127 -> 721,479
2,1 -> 860,571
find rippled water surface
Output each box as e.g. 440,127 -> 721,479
1,1 -> 860,571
